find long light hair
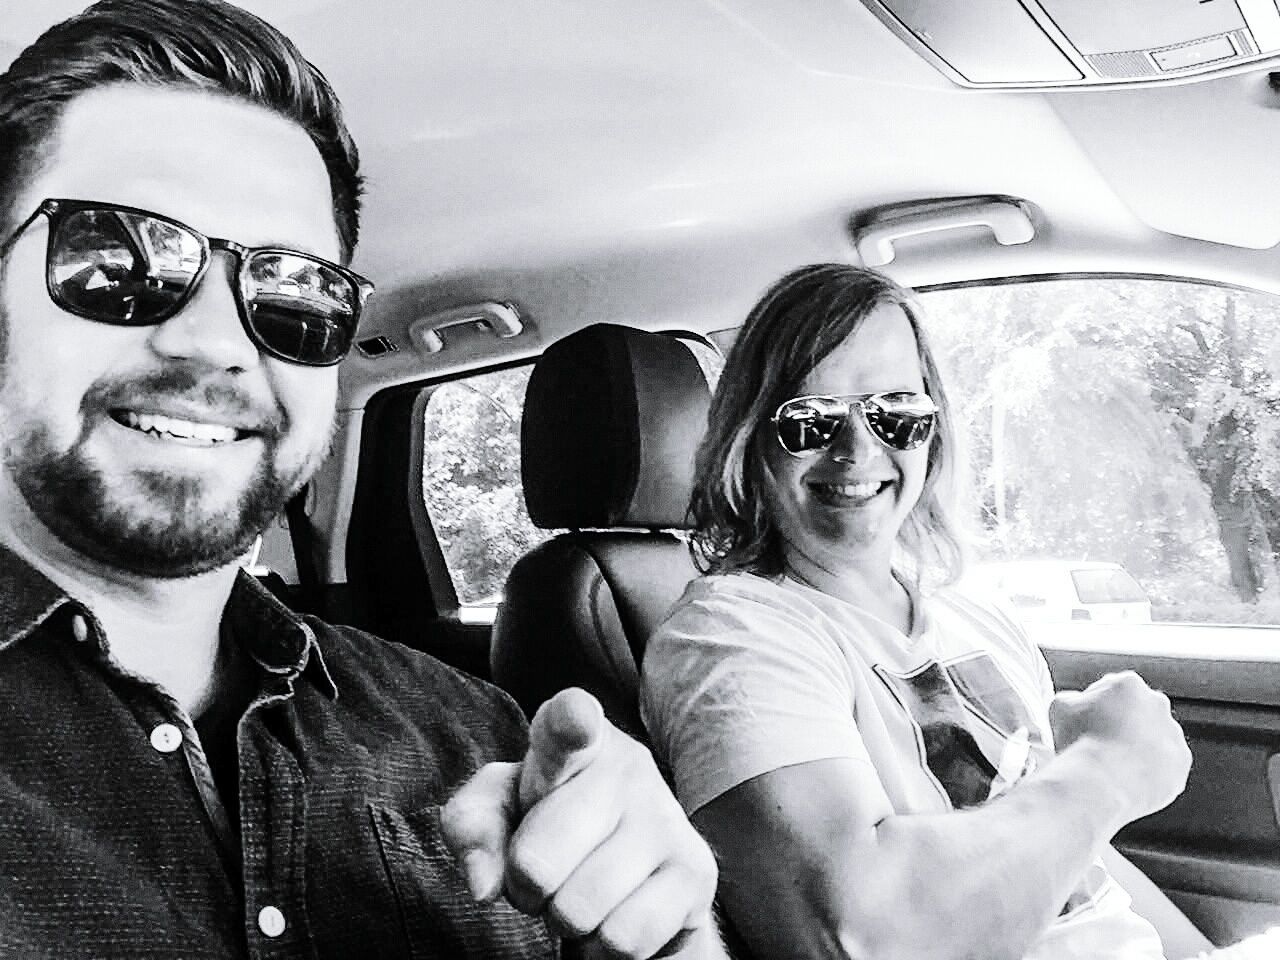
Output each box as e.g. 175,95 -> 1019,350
689,263 -> 965,585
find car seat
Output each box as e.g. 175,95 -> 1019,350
490,322 -> 712,739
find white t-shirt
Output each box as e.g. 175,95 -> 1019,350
640,571 -> 1166,960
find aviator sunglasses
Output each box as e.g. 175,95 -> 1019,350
0,199 -> 374,366
772,391 -> 938,457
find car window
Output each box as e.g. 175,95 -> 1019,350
1070,567 -> 1148,605
421,365 -> 553,613
922,277 -> 1280,629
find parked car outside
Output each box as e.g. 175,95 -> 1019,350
963,559 -> 1153,624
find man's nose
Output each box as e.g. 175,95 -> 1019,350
145,253 -> 261,371
828,404 -> 884,463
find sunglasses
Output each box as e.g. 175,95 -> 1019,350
772,391 -> 937,456
0,199 -> 374,366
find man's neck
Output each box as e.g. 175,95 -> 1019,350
0,502 -> 241,715
783,545 -> 913,633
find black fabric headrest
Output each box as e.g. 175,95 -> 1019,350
522,323 -> 713,530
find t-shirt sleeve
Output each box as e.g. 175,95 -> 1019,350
640,580 -> 887,816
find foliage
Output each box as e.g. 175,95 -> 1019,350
922,278 -> 1280,622
421,367 -> 549,603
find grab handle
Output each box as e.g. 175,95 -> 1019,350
409,301 -> 524,355
852,195 -> 1036,266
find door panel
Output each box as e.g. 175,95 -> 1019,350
1127,848 -> 1280,946
1042,645 -> 1280,945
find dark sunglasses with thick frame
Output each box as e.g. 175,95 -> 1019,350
772,391 -> 938,457
0,198 -> 374,367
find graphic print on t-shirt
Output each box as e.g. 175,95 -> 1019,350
874,650 -> 1111,918
873,651 -> 1045,809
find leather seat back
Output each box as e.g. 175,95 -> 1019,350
490,323 -> 712,738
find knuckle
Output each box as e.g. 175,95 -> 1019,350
687,840 -> 719,894
1123,671 -> 1150,692
1104,671 -> 1137,692
614,733 -> 653,772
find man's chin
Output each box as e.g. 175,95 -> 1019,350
36,495 -> 274,579
14,457 -> 293,579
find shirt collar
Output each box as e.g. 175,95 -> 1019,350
0,546 -> 79,653
0,545 -> 337,700
226,570 -> 338,700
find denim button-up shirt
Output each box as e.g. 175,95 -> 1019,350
0,549 -> 557,959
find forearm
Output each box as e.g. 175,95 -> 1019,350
843,741 -> 1131,960
709,743 -> 1132,960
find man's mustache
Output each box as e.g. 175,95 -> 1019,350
80,366 -> 287,437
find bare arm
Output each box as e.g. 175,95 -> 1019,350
693,672 -> 1192,960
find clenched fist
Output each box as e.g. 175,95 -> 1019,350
1049,671 -> 1192,828
441,688 -> 722,959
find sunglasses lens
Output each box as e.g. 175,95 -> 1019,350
244,252 -> 359,365
865,392 -> 936,450
775,398 -> 845,455
49,209 -> 203,325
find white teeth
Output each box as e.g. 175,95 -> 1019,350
121,411 -> 237,444
826,482 -> 883,499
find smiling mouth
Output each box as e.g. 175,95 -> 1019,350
111,410 -> 249,446
810,480 -> 890,504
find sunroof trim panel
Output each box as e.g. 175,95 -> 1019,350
858,0 -> 1280,89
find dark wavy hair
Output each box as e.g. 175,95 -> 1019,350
689,263 -> 965,585
0,0 -> 362,261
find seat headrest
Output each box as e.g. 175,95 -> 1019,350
522,323 -> 713,530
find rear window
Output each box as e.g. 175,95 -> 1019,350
1070,568 -> 1148,604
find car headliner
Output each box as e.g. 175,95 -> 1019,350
3,1 -> 1280,403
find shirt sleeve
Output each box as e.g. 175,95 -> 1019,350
640,579 -> 887,816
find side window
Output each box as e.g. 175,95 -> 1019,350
922,277 -> 1280,630
421,366 -> 551,613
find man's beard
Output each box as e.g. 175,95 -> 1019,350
4,369 -> 323,579
9,423 -> 306,578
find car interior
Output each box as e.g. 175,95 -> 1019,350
5,0 -> 1280,949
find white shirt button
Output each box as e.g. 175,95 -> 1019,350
149,723 -> 183,754
257,905 -> 287,938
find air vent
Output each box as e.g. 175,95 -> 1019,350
355,335 -> 398,359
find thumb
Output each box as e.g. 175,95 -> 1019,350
1048,689 -> 1086,749
519,687 -> 605,811
1049,689 -> 1083,711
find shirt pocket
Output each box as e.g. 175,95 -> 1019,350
369,803 -> 559,960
